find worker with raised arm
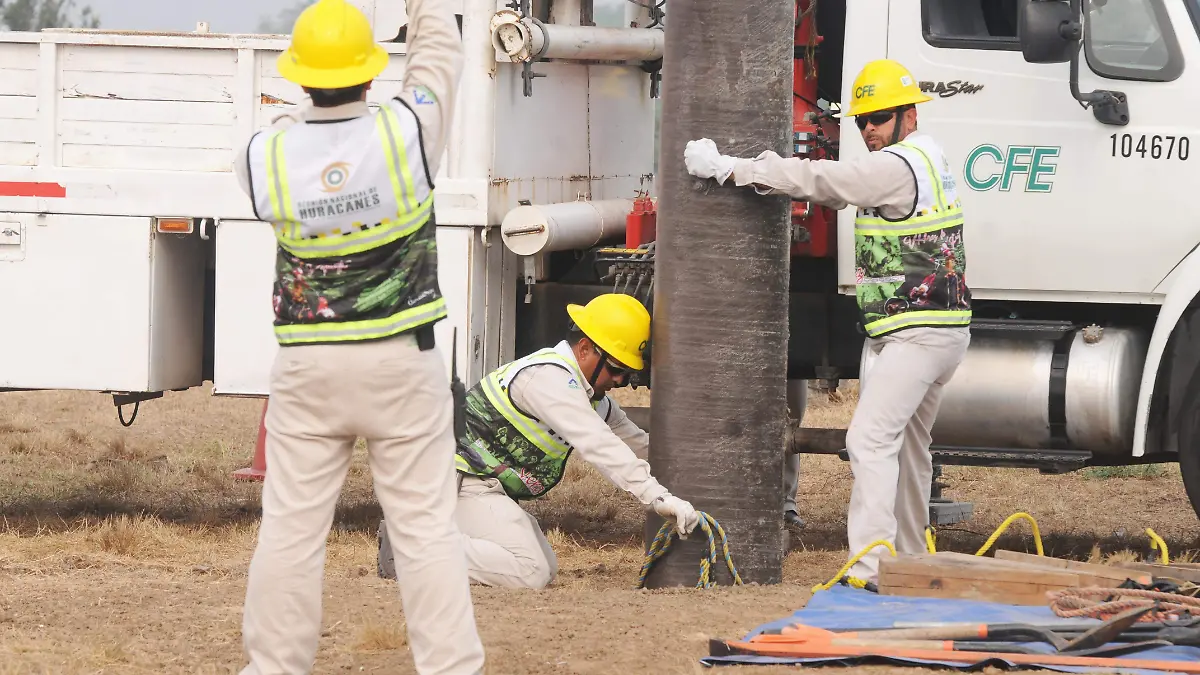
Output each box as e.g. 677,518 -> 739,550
683,59 -> 973,588
452,293 -> 700,589
231,1 -> 485,673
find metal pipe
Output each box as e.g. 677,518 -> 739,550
535,24 -> 663,61
491,9 -> 663,63
500,198 -> 632,256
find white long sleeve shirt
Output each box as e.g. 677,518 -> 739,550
730,142 -> 920,221
508,341 -> 667,506
232,0 -> 462,195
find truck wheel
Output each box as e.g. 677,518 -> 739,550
1171,306 -> 1200,520
377,519 -> 396,580
1177,379 -> 1200,520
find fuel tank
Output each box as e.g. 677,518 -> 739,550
858,325 -> 1149,456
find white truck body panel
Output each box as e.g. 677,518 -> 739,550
0,13 -> 657,395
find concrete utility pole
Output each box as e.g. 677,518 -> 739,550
643,1 -> 795,587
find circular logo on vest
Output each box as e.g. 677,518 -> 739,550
320,162 -> 351,193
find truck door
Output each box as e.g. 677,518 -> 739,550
884,0 -> 1200,300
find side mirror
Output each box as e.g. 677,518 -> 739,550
1018,0 -> 1081,64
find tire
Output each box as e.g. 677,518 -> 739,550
1169,305 -> 1200,520
1176,375 -> 1200,519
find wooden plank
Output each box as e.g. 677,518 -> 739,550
61,44 -> 236,76
0,43 -> 38,70
1111,561 -> 1200,584
59,121 -> 235,151
881,553 -> 1081,585
61,72 -> 233,104
0,142 -> 38,167
0,96 -> 37,119
61,144 -> 231,172
0,69 -> 37,98
60,99 -> 234,125
878,553 -> 1084,605
0,118 -> 39,145
880,572 -> 1069,606
987,550 -> 1154,586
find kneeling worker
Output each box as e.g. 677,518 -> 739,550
454,293 -> 699,589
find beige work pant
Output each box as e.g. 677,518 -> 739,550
783,380 -> 808,514
455,475 -> 558,589
845,326 -> 970,582
240,335 -> 485,675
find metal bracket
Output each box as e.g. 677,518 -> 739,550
106,391 -> 164,428
522,59 -> 546,97
640,57 -> 663,99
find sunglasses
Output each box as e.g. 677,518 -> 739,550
855,109 -> 899,130
605,358 -> 634,378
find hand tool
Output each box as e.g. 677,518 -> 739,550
708,636 -> 1200,672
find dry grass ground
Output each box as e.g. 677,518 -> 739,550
0,381 -> 1198,673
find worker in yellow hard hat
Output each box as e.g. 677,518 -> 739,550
230,0 -> 485,673
683,58 -> 973,589
446,293 -> 699,589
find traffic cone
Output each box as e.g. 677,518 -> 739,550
232,399 -> 269,481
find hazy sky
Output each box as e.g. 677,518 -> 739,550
82,0 -> 301,33
78,0 -> 628,34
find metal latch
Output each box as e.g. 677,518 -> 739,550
0,222 -> 24,262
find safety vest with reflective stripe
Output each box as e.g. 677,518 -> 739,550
455,344 -> 610,500
245,99 -> 445,346
853,132 -> 972,338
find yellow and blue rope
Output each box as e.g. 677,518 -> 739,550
637,511 -> 743,589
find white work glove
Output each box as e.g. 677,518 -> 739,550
653,494 -> 700,538
684,138 -> 737,185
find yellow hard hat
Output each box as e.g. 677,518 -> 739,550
566,294 -> 651,371
278,0 -> 389,89
842,59 -> 931,117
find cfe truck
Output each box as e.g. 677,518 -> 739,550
3,0 -> 1200,517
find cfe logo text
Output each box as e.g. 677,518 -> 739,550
963,144 -> 1060,193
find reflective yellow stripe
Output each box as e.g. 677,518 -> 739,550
863,309 -> 972,337
274,297 -> 447,344
455,454 -> 477,474
278,197 -> 433,259
377,107 -> 418,213
265,133 -> 300,237
375,109 -> 411,213
481,373 -> 567,457
855,211 -> 964,236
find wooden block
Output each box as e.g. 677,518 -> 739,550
878,553 -> 1083,605
991,550 -> 1154,586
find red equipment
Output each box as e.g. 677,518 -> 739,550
790,0 -> 839,258
625,191 -> 657,249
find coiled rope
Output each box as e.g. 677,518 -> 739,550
636,511 -> 742,589
1049,587 -> 1200,622
812,540 -> 896,593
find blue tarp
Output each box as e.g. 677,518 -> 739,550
701,584 -> 1200,673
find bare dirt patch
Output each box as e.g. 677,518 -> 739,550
0,381 -> 1197,673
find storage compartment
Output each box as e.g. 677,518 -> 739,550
212,220 -> 481,396
0,212 -> 205,391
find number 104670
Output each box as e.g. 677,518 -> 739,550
1110,133 -> 1190,160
